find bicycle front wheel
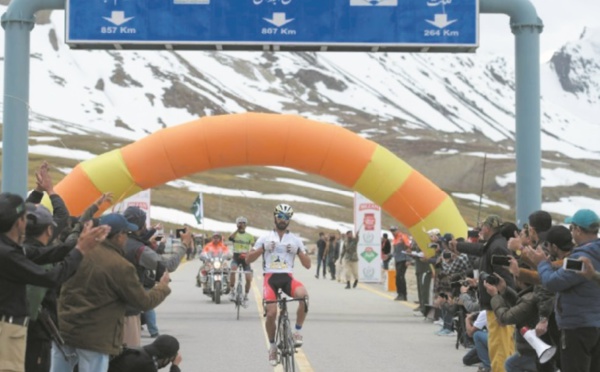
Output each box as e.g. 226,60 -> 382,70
280,319 -> 296,372
236,284 -> 243,320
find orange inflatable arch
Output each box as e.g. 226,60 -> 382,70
55,113 -> 467,252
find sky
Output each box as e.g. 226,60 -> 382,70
478,0 -> 600,61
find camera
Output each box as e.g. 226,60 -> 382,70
175,228 -> 186,238
491,255 -> 511,267
479,271 -> 500,285
442,251 -> 452,260
450,280 -> 470,289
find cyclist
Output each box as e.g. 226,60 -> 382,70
228,216 -> 255,306
246,204 -> 311,366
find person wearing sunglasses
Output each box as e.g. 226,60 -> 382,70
246,204 -> 310,367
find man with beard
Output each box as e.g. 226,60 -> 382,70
246,204 -> 311,367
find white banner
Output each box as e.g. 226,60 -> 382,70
354,192 -> 382,283
111,189 -> 151,228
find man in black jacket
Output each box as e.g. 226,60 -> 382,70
450,215 -> 515,372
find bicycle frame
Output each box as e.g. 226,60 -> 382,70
234,267 -> 245,320
263,290 -> 308,372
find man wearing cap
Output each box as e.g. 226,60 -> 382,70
450,215 -> 515,372
122,206 -> 187,343
0,193 -> 108,372
108,334 -> 182,372
23,204 -> 83,372
52,213 -> 171,372
390,226 -> 411,301
529,209 -> 600,372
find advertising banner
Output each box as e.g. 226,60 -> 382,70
354,192 -> 382,283
111,189 -> 151,228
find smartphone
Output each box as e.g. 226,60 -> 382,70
442,251 -> 452,259
563,258 -> 584,272
175,228 -> 186,238
491,255 -> 511,267
155,236 -> 163,242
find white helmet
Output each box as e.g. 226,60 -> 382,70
274,203 -> 294,219
236,216 -> 248,224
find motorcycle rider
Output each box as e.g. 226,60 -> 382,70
228,216 -> 255,306
197,233 -> 231,293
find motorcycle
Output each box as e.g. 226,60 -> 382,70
198,252 -> 231,304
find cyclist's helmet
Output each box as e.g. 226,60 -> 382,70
274,204 -> 294,219
236,216 -> 248,224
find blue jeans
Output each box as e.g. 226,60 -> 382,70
50,343 -> 109,372
145,309 -> 159,336
505,351 -> 537,372
315,253 -> 326,277
440,303 -> 454,331
473,330 -> 491,369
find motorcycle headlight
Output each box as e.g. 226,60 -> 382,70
214,261 -> 222,269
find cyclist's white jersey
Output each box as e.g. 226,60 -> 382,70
253,230 -> 305,274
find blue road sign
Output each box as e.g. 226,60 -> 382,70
66,0 -> 478,52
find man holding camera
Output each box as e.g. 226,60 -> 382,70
528,209 -> 600,372
449,215 -> 515,372
122,206 -> 187,343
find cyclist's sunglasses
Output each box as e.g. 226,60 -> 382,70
275,212 -> 291,221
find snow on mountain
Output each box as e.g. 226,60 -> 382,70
1,2 -> 600,228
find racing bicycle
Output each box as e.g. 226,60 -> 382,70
264,289 -> 308,372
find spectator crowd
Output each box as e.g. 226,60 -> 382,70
0,162 -> 185,372
2,161 -> 600,372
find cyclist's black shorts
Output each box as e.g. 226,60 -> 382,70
263,273 -> 303,301
231,253 -> 252,272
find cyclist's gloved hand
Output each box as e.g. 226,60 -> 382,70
286,244 -> 298,254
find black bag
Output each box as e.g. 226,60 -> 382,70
109,348 -> 156,372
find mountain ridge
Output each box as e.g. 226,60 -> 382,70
1,5 -> 599,234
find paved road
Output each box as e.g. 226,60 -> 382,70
146,258 -> 477,372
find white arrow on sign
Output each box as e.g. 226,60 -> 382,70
103,11 -> 134,26
263,12 -> 294,27
425,13 -> 457,29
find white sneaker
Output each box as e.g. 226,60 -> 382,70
229,292 -> 236,302
293,332 -> 303,347
433,319 -> 443,326
268,347 -> 278,366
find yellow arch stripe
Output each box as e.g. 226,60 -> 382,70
79,149 -> 143,202
408,196 -> 469,256
353,145 -> 413,205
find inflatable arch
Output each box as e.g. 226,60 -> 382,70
55,113 -> 468,253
